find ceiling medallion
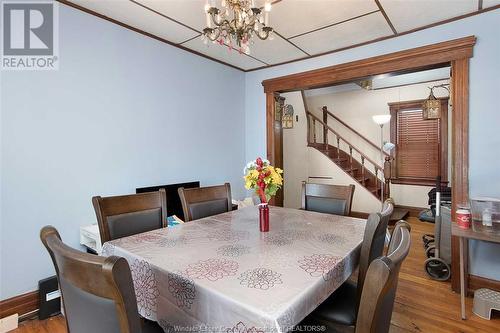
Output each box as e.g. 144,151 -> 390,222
201,0 -> 274,55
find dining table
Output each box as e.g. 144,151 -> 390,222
102,206 -> 367,333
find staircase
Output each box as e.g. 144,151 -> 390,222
308,142 -> 384,199
302,92 -> 392,201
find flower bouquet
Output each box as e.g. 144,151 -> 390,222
243,157 -> 283,232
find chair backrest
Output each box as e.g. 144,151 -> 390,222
355,199 -> 393,310
357,213 -> 383,305
178,183 -> 232,222
380,198 -> 394,226
40,226 -> 142,333
301,182 -> 355,216
92,189 -> 167,243
355,221 -> 411,333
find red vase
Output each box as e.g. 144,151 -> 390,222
259,203 -> 269,232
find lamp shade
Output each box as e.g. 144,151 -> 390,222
372,114 -> 391,125
383,142 -> 395,152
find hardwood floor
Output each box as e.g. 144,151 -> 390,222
12,218 -> 500,333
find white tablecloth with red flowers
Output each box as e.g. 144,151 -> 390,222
102,206 -> 366,333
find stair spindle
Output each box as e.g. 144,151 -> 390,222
361,156 -> 365,186
322,106 -> 328,149
313,118 -> 316,143
336,137 -> 340,160
374,168 -> 379,198
349,146 -> 353,167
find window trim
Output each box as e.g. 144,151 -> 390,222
389,98 -> 449,186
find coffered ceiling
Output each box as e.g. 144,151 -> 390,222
62,0 -> 500,71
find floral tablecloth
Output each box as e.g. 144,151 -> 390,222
102,206 -> 366,333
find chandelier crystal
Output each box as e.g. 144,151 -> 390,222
201,0 -> 274,55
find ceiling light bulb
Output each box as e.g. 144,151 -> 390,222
264,2 -> 272,12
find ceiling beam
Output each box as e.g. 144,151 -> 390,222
374,0 -> 398,35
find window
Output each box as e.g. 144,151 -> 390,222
389,99 -> 448,186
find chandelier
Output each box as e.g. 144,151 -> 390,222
202,0 -> 274,55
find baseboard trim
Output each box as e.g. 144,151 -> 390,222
0,291 -> 38,319
468,274 -> 500,295
394,204 -> 425,218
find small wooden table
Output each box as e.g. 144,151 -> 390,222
451,223 -> 500,319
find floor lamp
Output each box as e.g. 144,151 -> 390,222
372,115 -> 391,206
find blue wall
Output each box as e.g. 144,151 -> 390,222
0,5 -> 246,299
244,9 -> 500,280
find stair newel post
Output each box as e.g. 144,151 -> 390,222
361,156 -> 366,186
384,156 -> 392,200
322,106 -> 328,150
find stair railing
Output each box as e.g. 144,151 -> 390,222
324,105 -> 393,200
306,110 -> 387,200
322,106 -> 391,158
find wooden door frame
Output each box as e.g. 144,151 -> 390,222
262,36 -> 476,292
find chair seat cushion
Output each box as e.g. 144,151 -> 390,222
309,280 -> 358,326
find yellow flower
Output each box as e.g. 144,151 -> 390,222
250,169 -> 259,179
275,168 -> 283,174
271,170 -> 283,185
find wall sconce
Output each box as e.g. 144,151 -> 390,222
282,104 -> 294,129
422,83 -> 450,120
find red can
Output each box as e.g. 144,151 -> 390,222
456,207 -> 471,229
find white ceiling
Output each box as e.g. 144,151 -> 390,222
66,0 -> 499,71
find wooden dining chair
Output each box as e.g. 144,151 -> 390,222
301,220 -> 411,333
358,198 -> 393,299
92,189 -> 167,244
303,199 -> 395,329
301,182 -> 355,216
178,183 -> 232,222
40,226 -> 163,333
354,220 -> 411,333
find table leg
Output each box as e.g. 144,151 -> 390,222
459,236 -> 466,320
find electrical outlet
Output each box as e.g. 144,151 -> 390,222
0,313 -> 18,333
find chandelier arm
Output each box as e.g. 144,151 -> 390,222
207,28 -> 221,41
255,27 -> 273,40
210,12 -> 230,27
